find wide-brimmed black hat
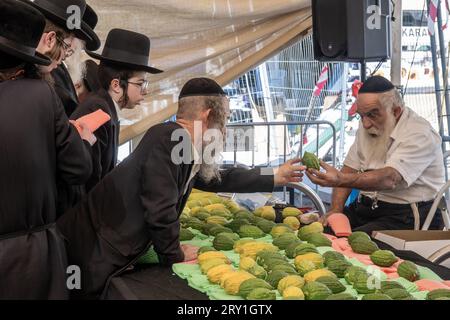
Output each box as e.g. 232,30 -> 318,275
0,0 -> 51,66
86,28 -> 163,74
82,5 -> 100,51
21,0 -> 93,44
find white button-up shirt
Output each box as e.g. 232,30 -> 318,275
184,144 -> 201,195
344,107 -> 445,204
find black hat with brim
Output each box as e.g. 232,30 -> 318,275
86,28 -> 163,74
20,0 -> 93,44
0,0 -> 51,66
81,5 -> 100,51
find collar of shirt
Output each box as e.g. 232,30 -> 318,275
112,99 -> 124,124
389,106 -> 410,141
184,139 -> 201,194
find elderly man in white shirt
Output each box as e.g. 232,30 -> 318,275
306,76 -> 445,234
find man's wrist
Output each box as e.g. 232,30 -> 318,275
335,171 -> 356,188
328,207 -> 344,214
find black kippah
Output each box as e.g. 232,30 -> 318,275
359,76 -> 395,94
179,77 -> 226,99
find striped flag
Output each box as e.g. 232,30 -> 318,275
428,0 -> 439,36
443,0 -> 449,30
313,65 -> 329,97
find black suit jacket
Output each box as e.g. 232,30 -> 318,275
57,122 -> 274,299
70,89 -> 119,191
0,79 -> 92,299
52,64 -> 79,117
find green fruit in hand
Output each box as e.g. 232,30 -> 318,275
302,151 -> 320,170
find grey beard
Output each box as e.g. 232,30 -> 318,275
198,162 -> 222,184
65,41 -> 86,85
364,114 -> 397,163
198,126 -> 224,183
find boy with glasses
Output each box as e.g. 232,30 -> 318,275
70,28 -> 163,192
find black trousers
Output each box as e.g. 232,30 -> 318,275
343,196 -> 444,235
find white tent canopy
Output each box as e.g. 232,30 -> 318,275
89,0 -> 312,143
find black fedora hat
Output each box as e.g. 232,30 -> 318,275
0,0 -> 51,66
81,5 -> 100,51
86,28 -> 163,74
21,0 -> 93,44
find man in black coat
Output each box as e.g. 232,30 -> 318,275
57,78 -> 306,299
0,0 -> 94,299
52,4 -> 101,117
70,28 -> 163,192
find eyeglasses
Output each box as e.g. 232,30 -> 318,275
128,80 -> 150,95
56,35 -> 74,58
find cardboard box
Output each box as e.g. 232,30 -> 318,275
372,230 -> 450,263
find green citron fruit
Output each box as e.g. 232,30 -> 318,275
302,152 -> 321,170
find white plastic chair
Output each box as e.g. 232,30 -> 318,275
421,180 -> 450,231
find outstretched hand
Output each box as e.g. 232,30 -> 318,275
273,158 -> 306,187
305,160 -> 342,188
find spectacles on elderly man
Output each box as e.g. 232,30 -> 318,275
56,35 -> 74,58
128,80 -> 150,95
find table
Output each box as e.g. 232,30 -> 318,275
104,241 -> 450,300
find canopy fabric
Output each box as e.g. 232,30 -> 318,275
89,0 -> 312,143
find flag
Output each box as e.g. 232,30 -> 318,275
428,0 -> 439,36
349,80 -> 363,117
443,0 -> 450,30
313,65 -> 329,97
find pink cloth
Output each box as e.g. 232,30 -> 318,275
183,259 -> 199,265
327,213 -> 352,237
444,281 -> 450,288
415,279 -> 450,291
331,237 -> 352,252
330,237 -> 403,275
324,233 -> 337,241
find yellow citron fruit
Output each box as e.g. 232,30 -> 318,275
198,251 -> 227,265
277,275 -> 305,294
219,270 -> 239,287
294,253 -> 324,269
200,258 -> 231,274
207,264 -> 234,283
303,269 -> 337,283
283,217 -> 301,230
282,207 -> 303,218
283,286 -> 305,300
234,239 -> 257,253
223,271 -> 255,295
239,257 -> 257,271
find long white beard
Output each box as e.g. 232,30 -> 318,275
198,127 -> 224,183
363,112 -> 397,164
65,39 -> 86,85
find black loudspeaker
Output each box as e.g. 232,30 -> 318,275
313,0 -> 391,62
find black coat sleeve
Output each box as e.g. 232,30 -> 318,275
85,123 -> 108,190
194,167 -> 274,193
140,138 -> 184,266
54,88 -> 93,185
71,100 -> 109,191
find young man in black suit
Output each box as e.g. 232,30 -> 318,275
70,28 -> 163,192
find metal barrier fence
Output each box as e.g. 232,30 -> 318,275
223,121 -> 337,208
